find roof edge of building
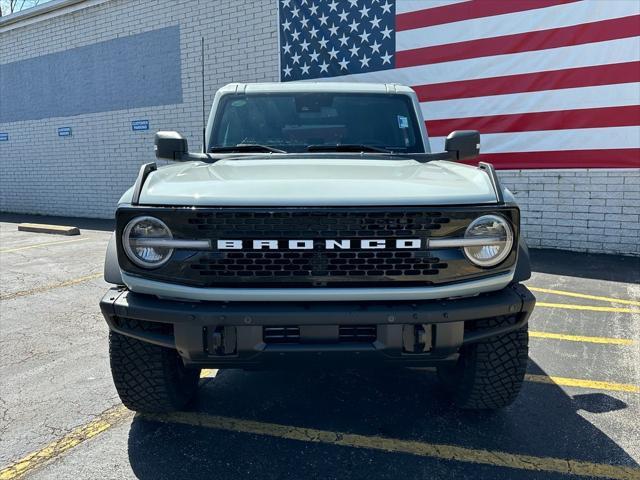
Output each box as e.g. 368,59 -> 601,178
0,0 -> 109,32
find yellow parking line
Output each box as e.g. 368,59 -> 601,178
144,411 -> 640,480
529,287 -> 640,307
3,370 -> 638,480
525,374 -> 640,393
0,405 -> 131,480
200,369 -> 219,378
536,302 -> 640,314
0,237 -> 88,253
0,273 -> 102,301
529,331 -> 634,346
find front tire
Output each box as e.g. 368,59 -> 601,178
109,325 -> 200,413
438,317 -> 528,410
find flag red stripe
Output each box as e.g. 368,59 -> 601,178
426,105 -> 640,137
396,0 -> 577,32
466,149 -> 640,169
413,62 -> 640,102
396,15 -> 640,68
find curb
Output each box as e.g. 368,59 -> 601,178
17,223 -> 80,236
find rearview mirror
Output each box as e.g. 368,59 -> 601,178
154,131 -> 188,160
445,130 -> 480,161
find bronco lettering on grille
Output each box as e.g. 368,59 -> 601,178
216,239 -> 423,250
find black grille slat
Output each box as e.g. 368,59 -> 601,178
263,327 -> 300,344
339,325 -> 377,343
264,325 -> 377,344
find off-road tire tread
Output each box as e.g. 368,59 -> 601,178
109,320 -> 200,413
439,317 -> 528,410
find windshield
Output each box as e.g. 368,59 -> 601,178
209,93 -> 425,154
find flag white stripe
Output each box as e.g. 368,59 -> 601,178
397,1 -> 640,51
420,83 -> 640,121
395,0 -> 469,15
313,37 -> 640,86
429,126 -> 640,154
285,0 -> 640,165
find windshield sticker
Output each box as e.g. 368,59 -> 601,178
397,115 -> 409,129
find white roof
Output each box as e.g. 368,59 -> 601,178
218,82 -> 416,95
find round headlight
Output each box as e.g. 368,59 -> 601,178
463,214 -> 514,267
122,216 -> 173,268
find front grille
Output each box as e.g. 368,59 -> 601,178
117,206 -> 519,287
187,209 -> 452,286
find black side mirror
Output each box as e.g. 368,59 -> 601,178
445,130 -> 480,161
154,131 -> 188,160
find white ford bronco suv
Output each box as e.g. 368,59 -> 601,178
101,82 -> 535,413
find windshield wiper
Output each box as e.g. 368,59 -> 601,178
209,144 -> 286,153
307,144 -> 391,153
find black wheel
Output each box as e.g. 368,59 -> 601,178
438,317 -> 528,410
109,322 -> 200,413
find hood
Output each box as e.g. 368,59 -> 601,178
126,157 -> 498,206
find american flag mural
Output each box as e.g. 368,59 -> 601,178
278,0 -> 640,169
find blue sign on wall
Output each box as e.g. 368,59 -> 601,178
58,127 -> 72,137
131,120 -> 149,131
0,133 -> 8,141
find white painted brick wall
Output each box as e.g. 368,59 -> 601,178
0,0 -> 280,218
1,0 -> 638,256
499,169 -> 640,256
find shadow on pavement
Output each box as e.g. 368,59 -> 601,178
0,212 -> 114,232
530,248 -> 640,284
127,362 -> 636,480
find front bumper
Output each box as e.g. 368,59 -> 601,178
100,284 -> 535,368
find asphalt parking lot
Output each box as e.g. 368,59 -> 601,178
0,215 -> 639,480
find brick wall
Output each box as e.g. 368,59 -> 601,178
0,0 -> 280,218
499,169 -> 639,256
1,0 -> 638,256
